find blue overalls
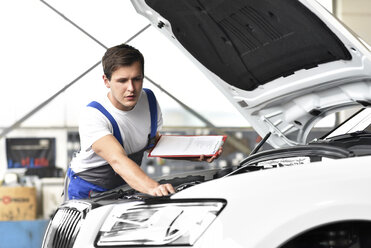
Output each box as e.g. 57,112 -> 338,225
67,88 -> 158,200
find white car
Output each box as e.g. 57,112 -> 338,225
42,0 -> 371,247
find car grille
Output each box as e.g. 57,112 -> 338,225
42,201 -> 91,248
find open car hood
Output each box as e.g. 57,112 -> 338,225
131,0 -> 371,148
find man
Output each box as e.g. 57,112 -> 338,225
67,44 -> 221,200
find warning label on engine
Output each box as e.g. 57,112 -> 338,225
258,157 -> 310,168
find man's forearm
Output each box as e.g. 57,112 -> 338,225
92,134 -> 174,196
110,155 -> 159,194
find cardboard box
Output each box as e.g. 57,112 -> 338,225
0,186 -> 37,221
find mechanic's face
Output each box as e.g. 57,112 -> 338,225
104,61 -> 143,111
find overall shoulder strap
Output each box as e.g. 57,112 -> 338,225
143,88 -> 157,148
87,101 -> 123,146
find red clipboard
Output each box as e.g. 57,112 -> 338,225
148,135 -> 227,158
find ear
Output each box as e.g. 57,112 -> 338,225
103,75 -> 110,88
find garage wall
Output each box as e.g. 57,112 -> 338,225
333,0 -> 371,121
335,0 -> 371,44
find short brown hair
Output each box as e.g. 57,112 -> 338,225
102,44 -> 144,80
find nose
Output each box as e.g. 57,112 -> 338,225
127,80 -> 135,92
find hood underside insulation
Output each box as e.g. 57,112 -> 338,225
145,0 -> 351,91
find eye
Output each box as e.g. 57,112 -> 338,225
117,78 -> 128,83
133,76 -> 143,82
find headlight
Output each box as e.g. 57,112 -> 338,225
96,199 -> 226,246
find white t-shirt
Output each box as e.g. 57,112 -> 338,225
70,89 -> 163,173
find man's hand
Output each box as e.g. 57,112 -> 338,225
149,183 -> 175,196
198,146 -> 223,163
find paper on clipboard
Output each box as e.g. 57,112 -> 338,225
148,135 -> 226,158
